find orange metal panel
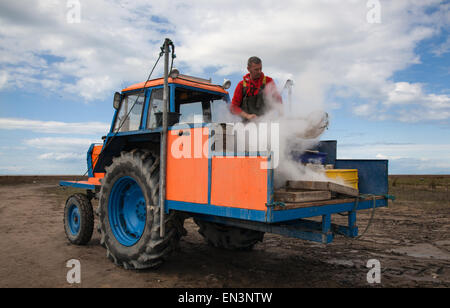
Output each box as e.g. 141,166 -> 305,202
87,145 -> 105,185
166,127 -> 209,203
91,145 -> 103,169
210,156 -> 268,211
87,176 -> 102,185
122,78 -> 166,92
174,78 -> 228,94
122,77 -> 228,94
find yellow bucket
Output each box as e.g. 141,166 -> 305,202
326,169 -> 358,189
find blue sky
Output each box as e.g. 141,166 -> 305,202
0,0 -> 449,175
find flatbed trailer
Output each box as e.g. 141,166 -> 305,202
60,131 -> 391,245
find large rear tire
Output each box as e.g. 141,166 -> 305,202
97,150 -> 185,269
194,219 -> 264,251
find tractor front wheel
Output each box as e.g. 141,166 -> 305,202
97,150 -> 185,270
64,193 -> 94,245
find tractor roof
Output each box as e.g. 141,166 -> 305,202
122,75 -> 229,94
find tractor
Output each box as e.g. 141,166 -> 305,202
60,39 -> 392,270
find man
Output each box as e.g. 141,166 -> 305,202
231,56 -> 282,121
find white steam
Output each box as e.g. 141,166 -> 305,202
242,71 -> 343,189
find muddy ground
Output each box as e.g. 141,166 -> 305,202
0,176 -> 449,288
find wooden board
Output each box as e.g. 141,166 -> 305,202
274,195 -> 385,211
286,180 -> 359,197
274,189 -> 331,203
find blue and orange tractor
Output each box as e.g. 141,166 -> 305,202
60,39 -> 392,270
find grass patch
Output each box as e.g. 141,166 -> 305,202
389,175 -> 450,208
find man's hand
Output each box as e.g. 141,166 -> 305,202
246,114 -> 257,120
240,111 -> 257,121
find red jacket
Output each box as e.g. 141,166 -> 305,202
231,73 -> 282,115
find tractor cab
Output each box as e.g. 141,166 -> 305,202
84,73 -> 233,176
112,74 -> 231,134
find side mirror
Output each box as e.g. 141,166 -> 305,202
113,92 -> 122,110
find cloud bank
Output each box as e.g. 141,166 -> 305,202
0,118 -> 109,135
0,0 -> 449,124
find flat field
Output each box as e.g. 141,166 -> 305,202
0,175 -> 448,288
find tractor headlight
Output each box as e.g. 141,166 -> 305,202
169,68 -> 180,79
222,79 -> 231,90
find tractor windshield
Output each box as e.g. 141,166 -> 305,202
175,87 -> 228,124
114,91 -> 145,132
145,86 -> 229,129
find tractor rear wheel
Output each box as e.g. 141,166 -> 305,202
194,219 -> 264,251
97,150 -> 185,269
64,193 -> 94,245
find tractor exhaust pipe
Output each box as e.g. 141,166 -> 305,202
283,79 -> 294,113
159,38 -> 172,238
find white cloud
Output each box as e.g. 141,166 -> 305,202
0,165 -> 28,173
0,136 -> 97,174
0,72 -> 7,89
340,142 -> 450,173
387,82 -> 425,105
386,82 -> 450,108
340,142 -> 450,156
346,80 -> 450,122
375,153 -> 407,160
0,0 -> 166,99
38,152 -> 84,161
341,141 -> 450,161
23,137 -> 100,168
381,82 -> 450,122
24,137 -> 99,149
353,103 -> 377,117
0,118 -> 109,135
433,36 -> 450,56
0,0 -> 448,123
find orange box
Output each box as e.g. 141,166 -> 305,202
210,156 -> 268,211
166,127 -> 209,204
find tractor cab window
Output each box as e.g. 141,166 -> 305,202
147,88 -> 165,129
211,98 -> 229,122
114,91 -> 145,132
175,87 -> 225,124
179,102 -> 204,123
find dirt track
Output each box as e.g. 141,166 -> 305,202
0,176 -> 449,288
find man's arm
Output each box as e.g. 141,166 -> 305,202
231,81 -> 243,115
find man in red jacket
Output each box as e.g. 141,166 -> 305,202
231,56 -> 282,121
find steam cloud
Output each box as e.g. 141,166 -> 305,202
256,74 -> 334,188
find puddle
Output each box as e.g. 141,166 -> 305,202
390,243 -> 450,261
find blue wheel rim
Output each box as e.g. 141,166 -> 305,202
68,204 -> 81,236
108,176 -> 146,247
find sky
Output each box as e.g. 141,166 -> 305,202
0,0 -> 449,175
